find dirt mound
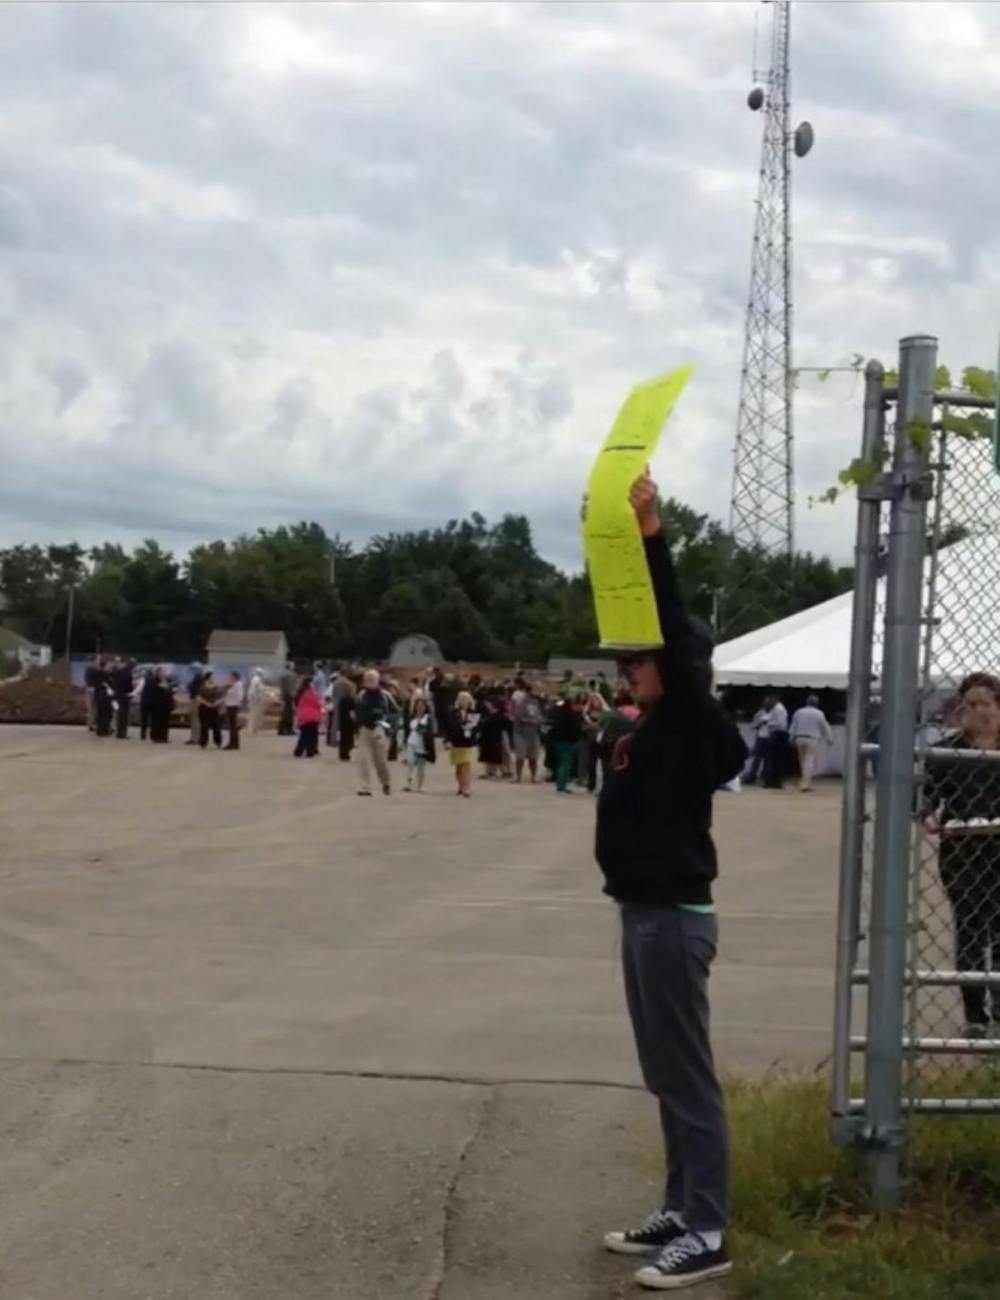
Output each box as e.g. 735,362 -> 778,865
0,667 -> 86,725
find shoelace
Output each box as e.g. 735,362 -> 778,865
635,1209 -> 679,1237
655,1233 -> 707,1270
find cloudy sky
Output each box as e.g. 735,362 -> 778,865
1,1 -> 997,571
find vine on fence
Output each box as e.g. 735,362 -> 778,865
812,364 -> 997,505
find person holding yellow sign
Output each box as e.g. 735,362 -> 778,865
596,470 -> 746,1292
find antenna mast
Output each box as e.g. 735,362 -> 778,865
726,0 -> 813,632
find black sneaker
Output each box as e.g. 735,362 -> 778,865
603,1209 -> 686,1257
635,1233 -> 731,1290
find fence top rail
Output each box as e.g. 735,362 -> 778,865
934,387 -> 996,410
860,743 -> 1000,766
880,385 -> 996,410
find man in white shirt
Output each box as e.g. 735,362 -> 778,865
790,695 -> 834,792
763,697 -> 789,789
223,671 -> 245,751
745,699 -> 775,785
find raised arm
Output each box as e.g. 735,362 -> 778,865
642,532 -> 694,651
629,471 -> 700,686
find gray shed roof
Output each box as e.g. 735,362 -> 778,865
207,629 -> 287,654
0,626 -> 38,653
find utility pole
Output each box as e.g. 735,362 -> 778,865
726,0 -> 814,635
65,585 -> 75,665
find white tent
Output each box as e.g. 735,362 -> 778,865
715,591 -> 855,689
715,535 -> 1000,690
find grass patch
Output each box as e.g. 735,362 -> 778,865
725,1076 -> 1000,1298
637,1075 -> 1000,1298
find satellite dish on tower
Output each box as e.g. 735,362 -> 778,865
747,86 -> 765,111
794,120 -> 814,158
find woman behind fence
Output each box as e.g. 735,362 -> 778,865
597,470 -> 746,1292
924,671 -> 1000,1038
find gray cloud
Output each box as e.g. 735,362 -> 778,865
40,355 -> 90,414
0,1 -> 997,573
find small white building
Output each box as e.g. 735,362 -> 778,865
206,629 -> 289,678
387,633 -> 443,669
0,626 -> 52,671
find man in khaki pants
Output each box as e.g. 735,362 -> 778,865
354,669 -> 398,796
789,695 -> 833,792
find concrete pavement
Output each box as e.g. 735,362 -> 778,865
0,725 -> 841,1297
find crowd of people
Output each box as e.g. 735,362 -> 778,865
81,650 -> 663,801
82,653 -> 842,800
81,652 -> 651,797
84,658 -> 248,750
270,658 -> 642,798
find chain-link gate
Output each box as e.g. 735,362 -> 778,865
832,334 -> 1000,1205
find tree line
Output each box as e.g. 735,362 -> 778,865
0,503 -> 852,665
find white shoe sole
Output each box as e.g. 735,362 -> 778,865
635,1260 -> 732,1290
602,1232 -> 660,1256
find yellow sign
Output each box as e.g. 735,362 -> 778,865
583,366 -> 694,648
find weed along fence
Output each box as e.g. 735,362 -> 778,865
832,335 -> 1000,1205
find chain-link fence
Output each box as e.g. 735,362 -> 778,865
832,335 -> 1000,1205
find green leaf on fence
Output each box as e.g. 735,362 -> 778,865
908,417 -> 933,453
940,411 -> 992,440
960,366 -> 997,399
837,458 -> 880,488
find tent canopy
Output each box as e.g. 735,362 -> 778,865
715,591 -> 855,689
714,535 -> 1000,691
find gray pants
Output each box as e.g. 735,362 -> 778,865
620,904 -> 728,1233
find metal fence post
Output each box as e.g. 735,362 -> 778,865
831,360 -> 886,1142
863,334 -> 937,1206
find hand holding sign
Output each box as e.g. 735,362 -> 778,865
629,468 -> 662,539
582,367 -> 693,648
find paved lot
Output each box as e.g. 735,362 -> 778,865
0,725 -> 841,1298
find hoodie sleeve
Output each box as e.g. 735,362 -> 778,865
643,531 -> 705,702
643,532 -> 693,647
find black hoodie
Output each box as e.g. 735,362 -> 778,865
595,532 -> 747,907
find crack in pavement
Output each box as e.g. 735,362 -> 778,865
0,1054 -> 647,1093
422,1087 -> 495,1300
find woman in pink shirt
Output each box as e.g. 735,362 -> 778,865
294,676 -> 323,758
